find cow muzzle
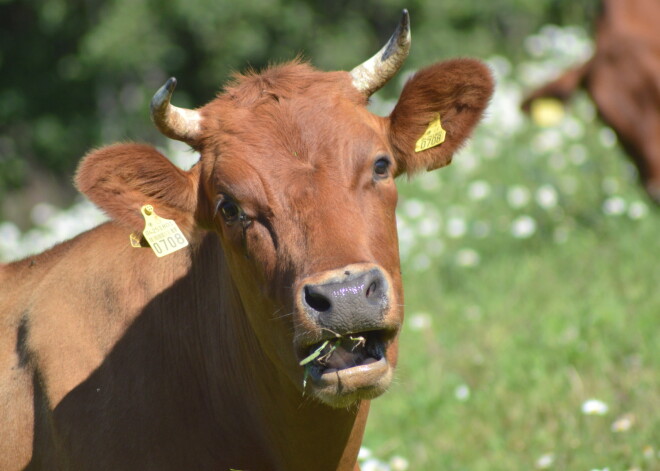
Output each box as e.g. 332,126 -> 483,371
294,263 -> 400,407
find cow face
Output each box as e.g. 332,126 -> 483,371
196,66 -> 405,407
76,17 -> 493,408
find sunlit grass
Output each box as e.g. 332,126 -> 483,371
361,25 -> 659,471
364,216 -> 659,470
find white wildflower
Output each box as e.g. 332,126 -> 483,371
468,180 -> 491,201
642,445 -> 655,460
507,185 -> 531,208
511,215 -> 537,239
31,202 -> 57,226
389,456 -> 409,471
628,201 -> 649,220
418,171 -> 441,191
487,55 -> 512,79
602,196 -> 626,216
0,221 -> 20,244
561,115 -> 584,139
536,184 -> 558,209
533,129 -> 564,153
455,151 -> 479,173
408,313 -> 432,331
361,458 -> 390,471
611,413 -> 635,433
535,453 -> 555,469
524,34 -> 548,58
358,447 -> 372,461
402,199 -> 425,219
599,127 -> 617,148
417,217 -> 440,237
581,398 -> 609,415
456,249 -> 480,267
446,217 -> 467,239
454,384 -> 471,401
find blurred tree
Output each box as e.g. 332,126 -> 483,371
0,0 -> 599,224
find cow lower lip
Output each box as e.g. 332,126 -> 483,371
317,356 -> 388,383
307,355 -> 392,407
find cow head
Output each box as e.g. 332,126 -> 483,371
76,12 -> 493,408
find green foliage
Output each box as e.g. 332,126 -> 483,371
0,0 -> 599,219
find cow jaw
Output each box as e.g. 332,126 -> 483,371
300,330 -> 395,407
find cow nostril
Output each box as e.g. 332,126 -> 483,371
365,281 -> 378,299
304,286 -> 332,313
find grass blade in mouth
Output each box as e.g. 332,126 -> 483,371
299,340 -> 330,366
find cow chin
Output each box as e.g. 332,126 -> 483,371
309,357 -> 394,408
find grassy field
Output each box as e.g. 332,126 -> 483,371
361,27 -> 659,471
1,24 -> 657,471
363,217 -> 659,470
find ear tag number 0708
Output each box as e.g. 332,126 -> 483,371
139,204 -> 189,257
415,112 -> 447,152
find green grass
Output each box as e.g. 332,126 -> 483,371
362,32 -> 659,469
364,217 -> 659,470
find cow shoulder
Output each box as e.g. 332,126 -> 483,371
75,143 -> 203,234
388,58 -> 494,175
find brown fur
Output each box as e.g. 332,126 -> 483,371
0,59 -> 492,470
521,0 -> 660,203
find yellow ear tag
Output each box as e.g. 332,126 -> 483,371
415,113 -> 447,152
139,204 -> 189,257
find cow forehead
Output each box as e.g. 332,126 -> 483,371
200,67 -> 390,199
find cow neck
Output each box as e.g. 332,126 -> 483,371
163,232 -> 368,470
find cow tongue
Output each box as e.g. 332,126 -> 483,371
322,343 -> 366,370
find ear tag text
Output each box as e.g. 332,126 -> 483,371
415,113 -> 446,152
138,204 -> 189,257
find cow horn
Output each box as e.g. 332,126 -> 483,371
150,77 -> 202,145
350,9 -> 411,96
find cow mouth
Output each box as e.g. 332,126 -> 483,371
299,330 -> 394,406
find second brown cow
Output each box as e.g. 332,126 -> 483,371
523,0 -> 660,203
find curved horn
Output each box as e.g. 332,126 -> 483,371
350,9 -> 411,96
150,77 -> 202,145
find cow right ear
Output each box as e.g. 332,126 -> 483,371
388,59 -> 494,176
75,143 -> 200,233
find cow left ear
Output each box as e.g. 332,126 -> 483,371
388,59 -> 494,176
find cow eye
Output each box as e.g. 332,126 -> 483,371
218,200 -> 241,224
373,157 -> 391,179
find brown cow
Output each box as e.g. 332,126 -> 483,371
0,12 -> 493,471
522,0 -> 660,203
